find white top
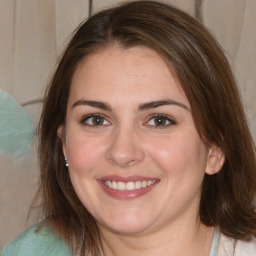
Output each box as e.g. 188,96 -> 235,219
218,233 -> 256,255
209,228 -> 256,256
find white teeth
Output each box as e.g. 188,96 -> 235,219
117,181 -> 126,190
112,181 -> 117,189
107,180 -> 112,188
126,181 -> 135,190
142,181 -> 147,188
104,180 -> 156,191
148,180 -> 154,186
135,181 -> 142,189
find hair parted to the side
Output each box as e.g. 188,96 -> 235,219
36,1 -> 256,255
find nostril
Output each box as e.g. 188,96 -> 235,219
106,149 -> 144,168
125,159 -> 136,166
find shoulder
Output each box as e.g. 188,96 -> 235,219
219,233 -> 256,256
1,224 -> 72,256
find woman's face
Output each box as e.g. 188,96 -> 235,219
60,46 -> 222,235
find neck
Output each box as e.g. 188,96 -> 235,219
98,220 -> 214,256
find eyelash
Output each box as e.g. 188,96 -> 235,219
145,114 -> 176,128
80,114 -> 111,127
80,114 -> 176,128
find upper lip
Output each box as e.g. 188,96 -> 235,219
97,175 -> 159,182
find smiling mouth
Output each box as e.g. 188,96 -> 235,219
102,180 -> 157,191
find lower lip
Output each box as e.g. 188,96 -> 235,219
98,181 -> 159,200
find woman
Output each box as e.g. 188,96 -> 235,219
2,1 -> 256,255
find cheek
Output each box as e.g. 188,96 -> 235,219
64,130 -> 105,210
148,133 -> 209,214
147,132 -> 208,178
65,129 -> 105,174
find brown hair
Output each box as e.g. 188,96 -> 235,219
37,1 -> 256,255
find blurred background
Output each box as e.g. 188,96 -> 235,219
0,0 -> 255,251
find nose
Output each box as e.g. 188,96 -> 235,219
105,126 -> 145,168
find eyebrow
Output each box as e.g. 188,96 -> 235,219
72,100 -> 112,111
139,99 -> 190,112
71,99 -> 190,112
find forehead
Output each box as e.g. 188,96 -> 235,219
69,46 -> 188,106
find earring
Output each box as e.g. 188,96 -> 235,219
64,157 -> 69,167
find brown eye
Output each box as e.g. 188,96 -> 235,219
91,116 -> 104,125
147,114 -> 176,127
82,115 -> 110,126
154,116 -> 168,126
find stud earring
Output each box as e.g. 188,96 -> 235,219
64,157 -> 69,167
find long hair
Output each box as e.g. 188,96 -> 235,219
37,1 -> 256,255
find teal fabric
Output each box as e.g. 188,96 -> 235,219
1,225 -> 72,256
1,224 -> 220,256
209,228 -> 220,256
0,90 -> 34,157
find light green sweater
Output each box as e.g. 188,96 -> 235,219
1,225 -> 71,256
1,224 -> 219,256
5,224 -> 256,256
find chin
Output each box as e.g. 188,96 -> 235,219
98,213 -> 154,235
105,222 -> 151,235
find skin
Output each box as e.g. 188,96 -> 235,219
58,45 -> 225,256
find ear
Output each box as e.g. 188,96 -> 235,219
57,125 -> 67,156
205,145 -> 225,175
